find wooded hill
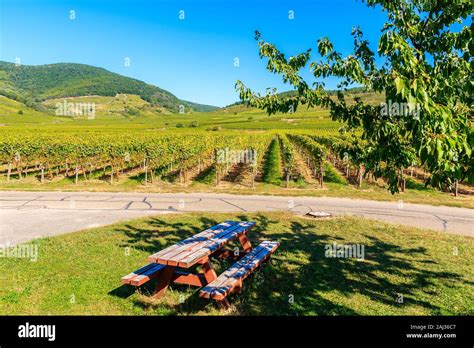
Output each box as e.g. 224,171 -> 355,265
0,61 -> 218,113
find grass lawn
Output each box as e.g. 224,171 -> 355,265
0,212 -> 472,316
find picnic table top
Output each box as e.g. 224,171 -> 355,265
148,220 -> 255,268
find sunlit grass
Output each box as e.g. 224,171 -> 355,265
0,212 -> 472,315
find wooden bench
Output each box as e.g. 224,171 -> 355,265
121,221 -> 254,289
199,241 -> 279,306
121,263 -> 166,286
148,220 -> 254,267
121,221 -> 279,307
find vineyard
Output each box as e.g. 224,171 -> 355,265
0,130 -> 266,186
0,128 -> 471,201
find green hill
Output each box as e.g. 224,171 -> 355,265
0,95 -> 62,124
0,61 -> 218,113
221,88 -> 384,113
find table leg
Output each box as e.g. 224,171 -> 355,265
200,257 -> 217,284
153,265 -> 176,298
238,233 -> 253,253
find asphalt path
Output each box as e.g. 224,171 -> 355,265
0,191 -> 472,245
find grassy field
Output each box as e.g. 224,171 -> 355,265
0,93 -> 344,131
0,212 -> 472,316
0,96 -> 63,124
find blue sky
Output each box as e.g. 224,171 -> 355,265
0,0 -> 387,106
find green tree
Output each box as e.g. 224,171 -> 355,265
236,0 -> 473,193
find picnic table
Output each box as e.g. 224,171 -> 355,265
121,220 -> 279,307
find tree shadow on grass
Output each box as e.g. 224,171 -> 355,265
235,219 -> 465,315
116,217 -> 214,254
113,214 -> 468,315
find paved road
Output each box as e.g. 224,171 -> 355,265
0,191 -> 472,245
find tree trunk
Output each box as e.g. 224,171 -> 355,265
454,179 -> 458,197
7,163 -> 11,181
144,161 -> 148,186
41,165 -> 45,183
251,167 -> 255,188
358,165 -> 363,188
286,172 -> 290,188
65,160 -> 69,177
319,166 -> 324,188
110,165 -> 114,184
75,165 -> 78,184
400,168 -> 406,192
